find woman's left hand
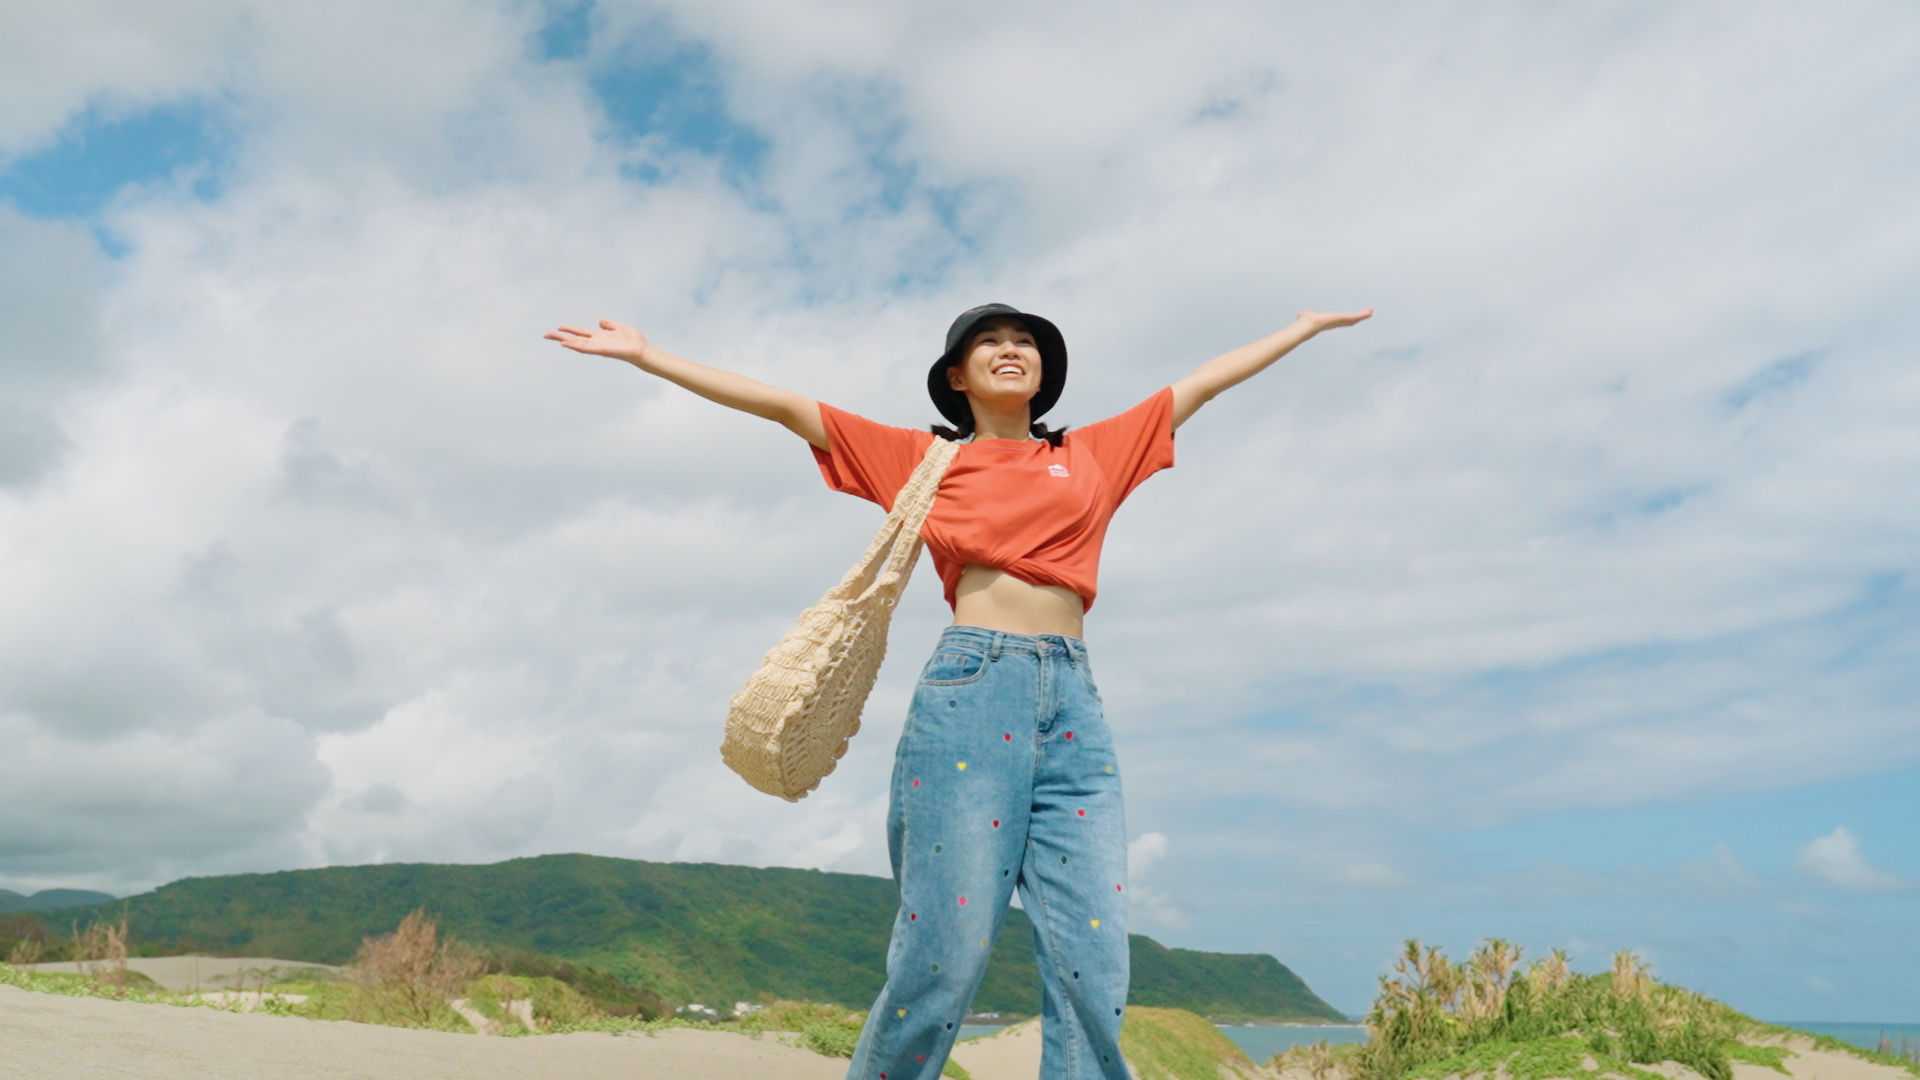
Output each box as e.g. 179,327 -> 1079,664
1296,308 -> 1374,334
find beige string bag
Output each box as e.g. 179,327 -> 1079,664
722,436 -> 960,801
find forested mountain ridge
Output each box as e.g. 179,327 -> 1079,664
0,888 -> 116,914
65,853 -> 1345,1022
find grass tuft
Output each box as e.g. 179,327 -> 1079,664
1119,1005 -> 1261,1080
1353,940 -> 1758,1080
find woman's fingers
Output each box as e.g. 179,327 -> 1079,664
1299,308 -> 1373,330
545,320 -> 645,363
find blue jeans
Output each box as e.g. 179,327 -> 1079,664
847,626 -> 1131,1080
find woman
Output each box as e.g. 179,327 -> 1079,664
546,301 -> 1371,1080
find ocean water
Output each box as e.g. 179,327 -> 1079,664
1769,1021 -> 1920,1054
1216,1023 -> 1372,1062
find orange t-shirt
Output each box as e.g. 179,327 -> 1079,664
811,387 -> 1176,612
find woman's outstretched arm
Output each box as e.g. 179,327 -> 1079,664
1169,308 -> 1373,431
546,318 -> 828,450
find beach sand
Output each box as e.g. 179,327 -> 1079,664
5,981 -> 1912,1080
21,955 -> 341,992
950,1016 -> 1050,1078
0,984 -> 847,1080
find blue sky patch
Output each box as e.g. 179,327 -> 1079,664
1437,765 -> 1920,881
1726,350 -> 1819,410
535,0 -> 593,61
0,100 -> 234,223
588,37 -> 767,188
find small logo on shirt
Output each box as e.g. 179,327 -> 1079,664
1048,464 -> 1070,478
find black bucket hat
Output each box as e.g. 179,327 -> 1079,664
926,303 -> 1068,428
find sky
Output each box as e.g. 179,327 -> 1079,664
1,0 -> 1916,1024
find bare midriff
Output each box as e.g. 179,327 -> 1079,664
951,564 -> 1087,638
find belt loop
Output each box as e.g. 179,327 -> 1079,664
988,631 -> 1003,660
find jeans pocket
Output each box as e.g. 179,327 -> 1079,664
919,648 -> 990,686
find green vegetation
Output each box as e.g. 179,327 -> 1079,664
0,963 -> 167,1001
1275,938 -> 1920,1080
1119,1005 -> 1266,1080
1726,1042 -> 1793,1073
52,853 -> 1342,1020
0,888 -> 115,915
1348,941 -> 1749,1080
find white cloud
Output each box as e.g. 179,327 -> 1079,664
0,0 -> 247,155
1125,832 -> 1188,931
1796,827 -> 1911,893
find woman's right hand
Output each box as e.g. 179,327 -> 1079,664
542,318 -> 829,449
544,318 -> 651,365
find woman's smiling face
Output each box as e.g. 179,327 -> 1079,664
947,316 -> 1042,405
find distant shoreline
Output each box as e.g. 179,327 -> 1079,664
1216,1020 -> 1366,1028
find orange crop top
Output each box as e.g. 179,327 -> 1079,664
810,387 -> 1175,612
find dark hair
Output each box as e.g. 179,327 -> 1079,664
931,419 -> 1069,446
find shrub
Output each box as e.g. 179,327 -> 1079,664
70,913 -> 131,994
1,913 -> 52,965
345,908 -> 483,1028
1354,940 -> 1741,1080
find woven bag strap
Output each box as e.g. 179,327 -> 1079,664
825,436 -> 958,603
886,437 -> 958,553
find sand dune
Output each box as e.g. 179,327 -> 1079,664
0,985 -> 847,1080
20,955 -> 340,992
6,979 -> 1912,1080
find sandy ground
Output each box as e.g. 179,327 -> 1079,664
20,955 -> 340,992
1736,1038 -> 1911,1080
948,1018 -> 1278,1080
6,979 -> 1910,1080
0,985 -> 850,1080
950,1016 -> 1047,1079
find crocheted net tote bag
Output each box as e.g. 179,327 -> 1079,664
723,436 -> 959,801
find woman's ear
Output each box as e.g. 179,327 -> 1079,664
947,364 -> 967,392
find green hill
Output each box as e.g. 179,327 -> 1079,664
65,853 -> 1342,1022
0,888 -> 116,914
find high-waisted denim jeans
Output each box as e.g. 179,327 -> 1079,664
847,625 -> 1130,1080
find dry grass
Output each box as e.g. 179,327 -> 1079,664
345,908 -> 484,1028
1274,1037 -> 1351,1080
5,931 -> 47,967
1353,939 -> 1749,1080
70,912 -> 130,993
